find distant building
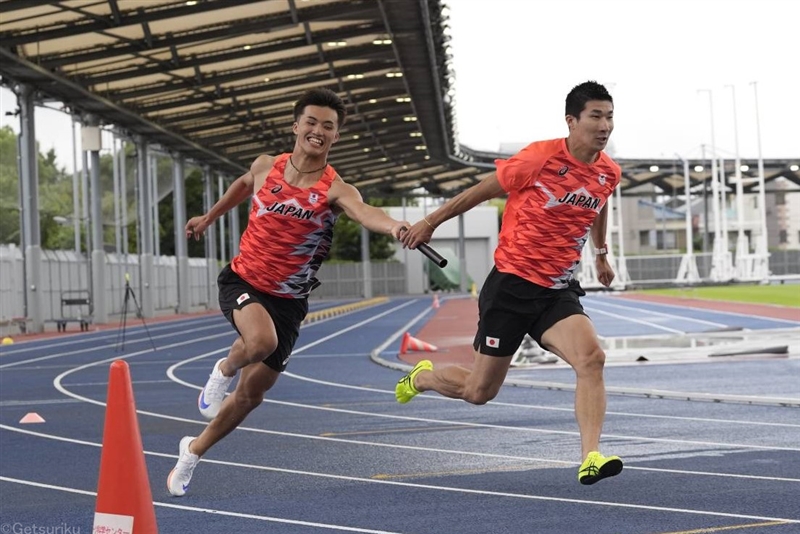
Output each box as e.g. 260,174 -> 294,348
617,181 -> 800,254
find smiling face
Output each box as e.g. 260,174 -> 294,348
292,105 -> 340,156
566,100 -> 614,152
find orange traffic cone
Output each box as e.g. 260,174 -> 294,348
400,332 -> 438,354
93,360 -> 158,534
432,293 -> 440,309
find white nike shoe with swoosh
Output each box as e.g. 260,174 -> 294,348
167,436 -> 199,497
198,358 -> 234,421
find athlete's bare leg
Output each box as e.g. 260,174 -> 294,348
218,303 -> 278,377
190,362 -> 279,456
413,352 -> 512,405
540,314 -> 606,458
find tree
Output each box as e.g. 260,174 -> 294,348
158,166 -> 207,257
0,126 -> 20,243
0,125 -> 76,247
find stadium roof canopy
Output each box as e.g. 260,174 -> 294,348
1,0 -> 798,197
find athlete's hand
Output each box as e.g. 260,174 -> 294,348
596,255 -> 615,287
185,215 -> 211,240
389,221 -> 412,240
399,219 -> 434,249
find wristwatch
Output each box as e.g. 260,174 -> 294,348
594,244 -> 608,255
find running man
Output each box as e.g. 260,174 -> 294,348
168,88 -> 409,496
397,81 -> 623,485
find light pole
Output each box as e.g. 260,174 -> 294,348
698,89 -> 726,281
70,116 -> 81,254
750,81 -> 770,281
726,84 -> 748,279
674,154 -> 699,283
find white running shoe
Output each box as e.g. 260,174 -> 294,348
167,436 -> 199,497
198,358 -> 234,421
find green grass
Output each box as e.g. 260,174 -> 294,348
640,284 -> 800,308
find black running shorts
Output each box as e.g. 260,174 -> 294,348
217,264 -> 308,372
472,267 -> 588,357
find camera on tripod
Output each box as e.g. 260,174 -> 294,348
115,273 -> 156,352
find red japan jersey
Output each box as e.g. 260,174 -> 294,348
231,154 -> 338,298
494,138 -> 620,289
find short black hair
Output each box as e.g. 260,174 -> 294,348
565,81 -> 613,118
293,88 -> 347,128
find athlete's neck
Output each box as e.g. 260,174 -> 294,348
565,137 -> 599,165
288,151 -> 327,174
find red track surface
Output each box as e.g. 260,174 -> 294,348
400,293 -> 799,368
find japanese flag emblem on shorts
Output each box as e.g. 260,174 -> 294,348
236,293 -> 250,305
485,336 -> 500,348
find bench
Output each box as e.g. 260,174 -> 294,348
49,290 -> 93,332
0,317 -> 32,334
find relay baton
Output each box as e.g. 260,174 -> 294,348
400,227 -> 448,267
418,242 -> 447,267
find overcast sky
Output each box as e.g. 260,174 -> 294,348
447,0 -> 799,160
1,0 -> 797,173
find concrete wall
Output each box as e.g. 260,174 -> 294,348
387,205 -> 499,293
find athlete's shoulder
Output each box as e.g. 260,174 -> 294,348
495,138 -> 563,192
513,138 -> 563,161
597,151 -> 622,176
251,153 -> 281,171
329,174 -> 359,197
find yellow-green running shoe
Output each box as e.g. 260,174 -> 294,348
395,359 -> 433,403
578,451 -> 623,485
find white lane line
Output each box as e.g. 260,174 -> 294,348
5,421 -> 799,485
43,331 -> 800,481
67,379 -> 175,387
0,315 -> 224,355
57,345 -> 800,477
27,296 -> 798,485
292,353 -> 372,359
0,476 -> 401,533
0,398 -> 82,406
370,306 -> 439,357
163,324 -> 800,454
0,360 -> 205,372
0,324 -> 234,369
507,378 -> 800,408
584,299 -> 729,328
267,375 -> 800,452
180,354 -> 800,452
0,298 -> 388,365
582,306 -> 687,334
283,372 -> 800,428
1,432 -> 799,525
610,296 -> 800,326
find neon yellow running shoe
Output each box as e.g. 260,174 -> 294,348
578,451 -> 623,485
395,359 -> 433,403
